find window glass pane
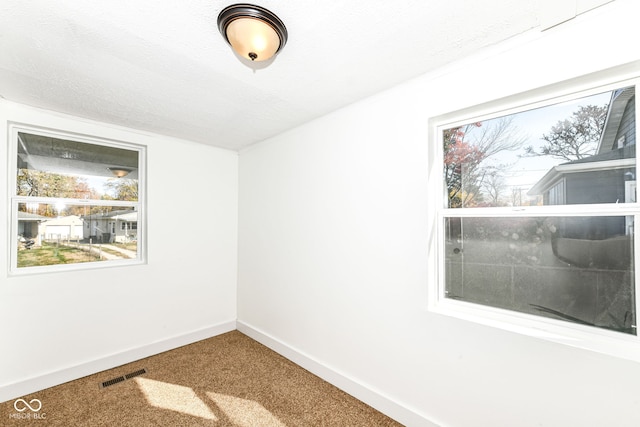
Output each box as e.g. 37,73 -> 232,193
444,86 -> 635,208
444,216 -> 636,334
17,132 -> 139,201
17,202 -> 138,268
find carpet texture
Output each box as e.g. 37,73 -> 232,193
1,331 -> 403,426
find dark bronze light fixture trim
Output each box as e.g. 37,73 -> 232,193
217,3 -> 288,62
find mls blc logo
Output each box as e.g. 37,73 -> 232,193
9,398 -> 46,420
14,399 -> 42,412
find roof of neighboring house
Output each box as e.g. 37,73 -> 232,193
566,144 -> 635,165
82,210 -> 138,221
528,149 -> 636,196
597,86 -> 635,154
83,209 -> 137,218
112,211 -> 137,221
17,211 -> 48,221
40,215 -> 84,226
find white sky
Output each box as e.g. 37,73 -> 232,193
463,90 -> 613,201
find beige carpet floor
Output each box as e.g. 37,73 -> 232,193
1,331 -> 403,426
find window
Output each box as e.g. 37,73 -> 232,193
121,221 -> 137,231
547,180 -> 565,205
429,72 -> 640,359
9,124 -> 145,273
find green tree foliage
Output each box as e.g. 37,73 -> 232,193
17,170 -> 94,199
524,104 -> 608,161
104,179 -> 138,201
16,170 -> 138,217
17,170 -> 99,217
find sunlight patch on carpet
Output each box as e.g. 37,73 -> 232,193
207,392 -> 285,427
135,377 -> 217,420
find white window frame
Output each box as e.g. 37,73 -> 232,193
427,68 -> 640,362
8,123 -> 147,275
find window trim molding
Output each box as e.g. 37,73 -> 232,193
7,122 -> 147,275
427,63 -> 640,361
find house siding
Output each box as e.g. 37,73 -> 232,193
565,170 -> 626,204
615,94 -> 636,147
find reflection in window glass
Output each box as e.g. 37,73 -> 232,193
444,86 -> 635,208
12,127 -> 144,272
445,216 -> 636,334
17,132 -> 139,202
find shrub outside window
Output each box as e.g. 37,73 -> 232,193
429,72 -> 640,359
9,124 -> 145,273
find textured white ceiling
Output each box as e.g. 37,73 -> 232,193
0,0 -> 614,151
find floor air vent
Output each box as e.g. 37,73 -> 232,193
125,368 -> 147,379
100,368 -> 147,389
101,376 -> 125,388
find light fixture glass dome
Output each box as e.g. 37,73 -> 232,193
225,17 -> 280,61
218,4 -> 288,62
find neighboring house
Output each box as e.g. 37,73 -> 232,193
39,215 -> 84,241
82,209 -> 138,243
528,86 -> 636,267
17,211 -> 46,239
529,86 -> 636,207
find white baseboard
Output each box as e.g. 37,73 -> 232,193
236,320 -> 439,427
3,320 -> 440,426
0,320 -> 236,403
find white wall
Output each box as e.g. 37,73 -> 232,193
238,2 -> 640,426
0,101 -> 238,401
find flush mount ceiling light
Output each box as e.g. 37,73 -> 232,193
217,3 -> 288,62
108,167 -> 132,178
